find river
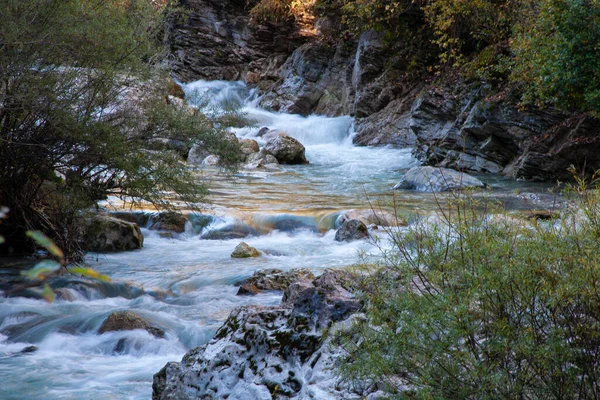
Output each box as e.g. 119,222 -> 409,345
0,80 -> 556,399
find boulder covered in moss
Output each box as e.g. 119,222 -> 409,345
83,215 -> 143,252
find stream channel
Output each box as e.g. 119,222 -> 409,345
0,80 -> 557,399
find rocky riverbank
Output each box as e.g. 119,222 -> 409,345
169,0 -> 600,183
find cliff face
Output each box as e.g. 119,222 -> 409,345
167,0 -> 312,82
169,1 -> 600,182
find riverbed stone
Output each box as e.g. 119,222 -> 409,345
263,132 -> 308,164
231,242 -> 260,258
99,311 -> 164,338
338,209 -> 407,227
394,166 -> 486,192
335,219 -> 369,242
83,215 -> 144,252
236,268 -> 315,295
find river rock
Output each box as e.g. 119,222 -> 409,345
394,166 -> 486,192
150,211 -> 187,233
83,215 -> 144,252
244,149 -> 280,169
187,144 -> 211,164
153,269 -> 366,400
338,209 -> 407,227
201,222 -> 259,240
335,219 -> 369,242
235,268 -> 315,295
263,133 -> 308,164
231,242 -> 260,258
99,311 -> 164,338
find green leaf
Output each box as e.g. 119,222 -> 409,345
69,267 -> 111,282
26,231 -> 64,261
41,283 -> 55,303
0,236 -> 4,244
22,260 -> 62,280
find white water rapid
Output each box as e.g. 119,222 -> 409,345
0,80 -> 554,399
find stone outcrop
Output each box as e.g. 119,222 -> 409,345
263,133 -> 308,164
83,215 -> 144,252
152,269 -> 367,400
394,166 -> 487,192
231,242 -> 261,258
334,219 -> 369,242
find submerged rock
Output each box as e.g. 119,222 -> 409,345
153,269 -> 366,400
99,311 -> 164,339
394,166 -> 486,192
150,211 -> 187,234
235,268 -> 315,295
335,219 -> 369,242
231,242 -> 261,258
263,133 -> 308,165
83,215 -> 144,252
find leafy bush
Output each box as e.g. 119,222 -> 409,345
512,0 -> 600,113
342,184 -> 600,398
0,0 -> 243,259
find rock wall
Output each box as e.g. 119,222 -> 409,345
169,3 -> 600,182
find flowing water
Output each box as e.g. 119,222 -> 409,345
0,80 -> 557,399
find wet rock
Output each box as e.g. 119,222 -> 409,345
335,219 -> 369,242
338,209 -> 407,227
83,215 -> 144,252
236,282 -> 262,296
263,133 -> 308,165
231,242 -> 260,258
149,211 -> 187,234
256,126 -> 270,137
153,269 -> 365,400
99,311 -> 164,338
20,346 -> 38,354
394,166 -> 486,192
236,268 -> 315,293
201,223 -> 259,240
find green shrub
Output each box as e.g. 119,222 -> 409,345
512,0 -> 600,113
342,185 -> 600,398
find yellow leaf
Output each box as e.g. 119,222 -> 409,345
69,267 -> 111,282
42,283 -> 55,303
26,231 -> 64,262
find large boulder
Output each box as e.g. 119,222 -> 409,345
153,270 -> 367,400
394,166 -> 486,192
236,268 -> 315,295
83,215 -> 144,252
231,242 -> 261,258
334,219 -> 369,242
263,133 -> 308,165
99,311 -> 164,338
